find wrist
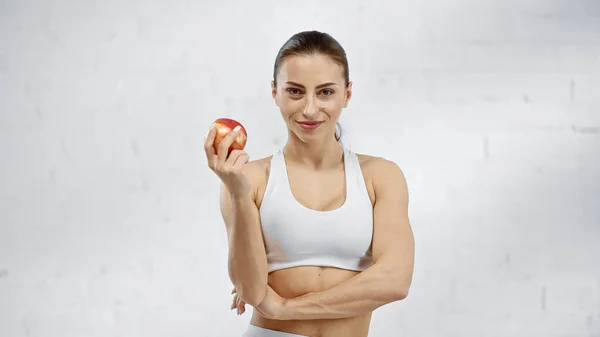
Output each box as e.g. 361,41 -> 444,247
230,189 -> 252,202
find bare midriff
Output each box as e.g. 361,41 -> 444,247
250,266 -> 372,337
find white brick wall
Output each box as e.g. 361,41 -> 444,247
1,0 -> 598,336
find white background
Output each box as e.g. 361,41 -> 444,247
1,0 -> 599,336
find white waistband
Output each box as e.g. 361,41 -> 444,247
243,324 -> 308,337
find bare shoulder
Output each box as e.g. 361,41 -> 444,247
355,153 -> 405,179
355,153 -> 408,198
243,155 -> 273,199
244,155 -> 271,176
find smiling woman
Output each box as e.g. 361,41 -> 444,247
204,31 -> 415,337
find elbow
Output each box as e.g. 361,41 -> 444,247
227,263 -> 269,306
238,283 -> 268,307
380,279 -> 410,302
389,272 -> 411,301
376,254 -> 413,302
392,286 -> 409,301
381,284 -> 408,303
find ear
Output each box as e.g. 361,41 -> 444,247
271,81 -> 279,106
344,81 -> 353,108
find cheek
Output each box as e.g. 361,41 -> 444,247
278,97 -> 302,111
277,100 -> 298,120
324,96 -> 346,112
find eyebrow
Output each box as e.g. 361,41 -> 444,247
284,81 -> 339,89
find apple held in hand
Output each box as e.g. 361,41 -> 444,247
211,118 -> 247,155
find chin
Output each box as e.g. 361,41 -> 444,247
294,134 -> 319,144
298,133 -> 332,145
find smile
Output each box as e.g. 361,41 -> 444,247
297,121 -> 323,130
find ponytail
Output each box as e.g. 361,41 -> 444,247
334,122 -> 343,142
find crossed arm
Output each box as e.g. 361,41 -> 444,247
235,158 -> 415,320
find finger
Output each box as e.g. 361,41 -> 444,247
237,299 -> 245,315
204,125 -> 217,166
231,294 -> 239,310
236,296 -> 243,316
216,126 -> 242,163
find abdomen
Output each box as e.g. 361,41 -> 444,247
250,267 -> 372,337
268,266 -> 357,297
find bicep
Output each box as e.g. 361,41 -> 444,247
371,160 -> 414,268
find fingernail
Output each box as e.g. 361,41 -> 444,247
233,125 -> 241,133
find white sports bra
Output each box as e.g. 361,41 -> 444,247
259,147 -> 374,273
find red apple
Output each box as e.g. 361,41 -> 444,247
211,118 -> 247,155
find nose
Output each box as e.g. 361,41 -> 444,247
302,96 -> 319,118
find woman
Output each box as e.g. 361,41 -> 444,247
204,31 -> 415,337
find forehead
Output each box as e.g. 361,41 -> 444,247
277,54 -> 345,85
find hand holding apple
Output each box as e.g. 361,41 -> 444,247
211,118 -> 247,155
204,118 -> 250,197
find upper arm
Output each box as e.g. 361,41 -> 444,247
370,159 -> 415,289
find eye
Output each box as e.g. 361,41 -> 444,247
286,88 -> 302,96
321,89 -> 335,96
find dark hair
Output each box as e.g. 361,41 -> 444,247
273,31 -> 350,142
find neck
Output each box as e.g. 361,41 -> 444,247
283,133 -> 343,169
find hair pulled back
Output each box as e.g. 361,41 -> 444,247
273,31 -> 349,142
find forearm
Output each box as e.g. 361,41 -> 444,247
282,260 -> 408,320
227,193 -> 268,306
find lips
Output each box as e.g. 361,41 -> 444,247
297,121 -> 323,130
298,121 -> 322,125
